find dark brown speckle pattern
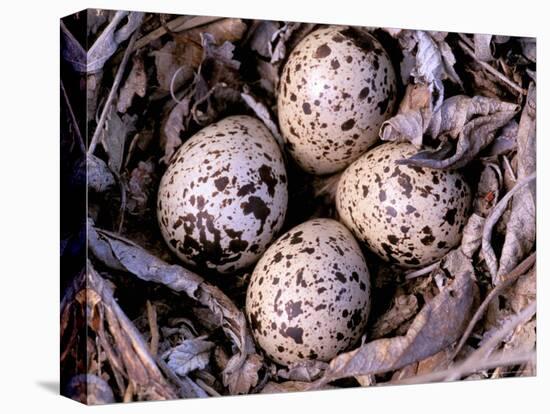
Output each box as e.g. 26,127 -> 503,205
336,142 -> 471,268
245,219 -> 370,366
278,26 -> 397,175
157,116 -> 288,274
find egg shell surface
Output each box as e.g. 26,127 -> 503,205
157,115 -> 288,274
278,26 -> 397,175
336,142 -> 471,268
246,218 -> 370,366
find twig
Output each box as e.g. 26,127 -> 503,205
405,261 -> 440,279
482,172 -> 536,280
123,381 -> 134,402
451,252 -> 535,361
87,29 -> 140,155
133,16 -> 225,51
442,301 -> 536,382
61,79 -> 85,154
195,378 -> 221,397
458,39 -> 527,96
395,349 -> 535,385
146,300 -> 160,356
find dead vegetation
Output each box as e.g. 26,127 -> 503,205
60,10 -> 536,403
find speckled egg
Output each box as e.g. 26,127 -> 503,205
278,26 -> 397,175
336,142 -> 471,268
157,115 -> 288,274
245,218 -> 370,366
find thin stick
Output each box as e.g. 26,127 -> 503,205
458,40 -> 527,96
87,29 -> 140,155
405,261 -> 440,280
395,349 -> 535,385
122,381 -> 134,402
451,252 -> 535,360
133,16 -> 225,51
61,79 -> 85,154
146,300 -> 160,356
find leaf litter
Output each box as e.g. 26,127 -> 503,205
60,12 -> 537,401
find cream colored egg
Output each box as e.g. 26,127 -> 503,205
246,218 -> 370,366
278,26 -> 397,175
336,142 -> 471,268
157,115 -> 288,274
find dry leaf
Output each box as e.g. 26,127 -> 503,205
249,20 -> 281,58
396,95 -> 518,169
163,336 -> 215,376
88,225 -> 262,395
126,160 -> 155,215
160,98 -> 190,164
497,84 -> 536,281
224,353 -> 263,395
241,88 -> 284,148
100,112 -> 137,174
277,360 -> 328,382
117,55 -> 147,113
473,34 -> 493,62
369,293 -> 419,339
87,154 -> 115,193
310,249 -> 474,386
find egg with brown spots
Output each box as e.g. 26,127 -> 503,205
246,218 -> 370,366
278,26 -> 397,175
336,142 -> 471,268
157,115 -> 288,274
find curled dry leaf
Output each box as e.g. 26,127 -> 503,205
117,55 -> 147,113
277,360 -> 329,382
160,98 -> 191,165
126,159 -> 155,215
163,336 -> 215,377
482,172 -> 536,282
63,11 -> 144,74
87,225 -> 262,395
379,83 -> 432,147
369,293 -> 419,339
473,34 -> 494,62
248,20 -> 281,58
307,249 -> 474,387
390,30 -> 461,111
152,18 -> 246,92
100,112 -> 137,174
497,84 -> 536,281
241,87 -> 284,148
395,95 -> 518,169
87,154 -> 116,193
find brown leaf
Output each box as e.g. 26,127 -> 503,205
117,55 -> 147,113
497,84 -> 536,281
224,353 -> 263,395
277,360 -> 328,382
87,154 -> 116,193
126,160 -> 155,215
248,20 -> 281,58
397,95 -> 519,169
369,293 -> 419,339
241,88 -> 284,148
160,98 -> 190,164
100,112 -> 137,174
311,249 -> 474,386
379,84 -> 432,147
88,225 -> 261,394
163,336 -> 215,377
151,18 -> 246,92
